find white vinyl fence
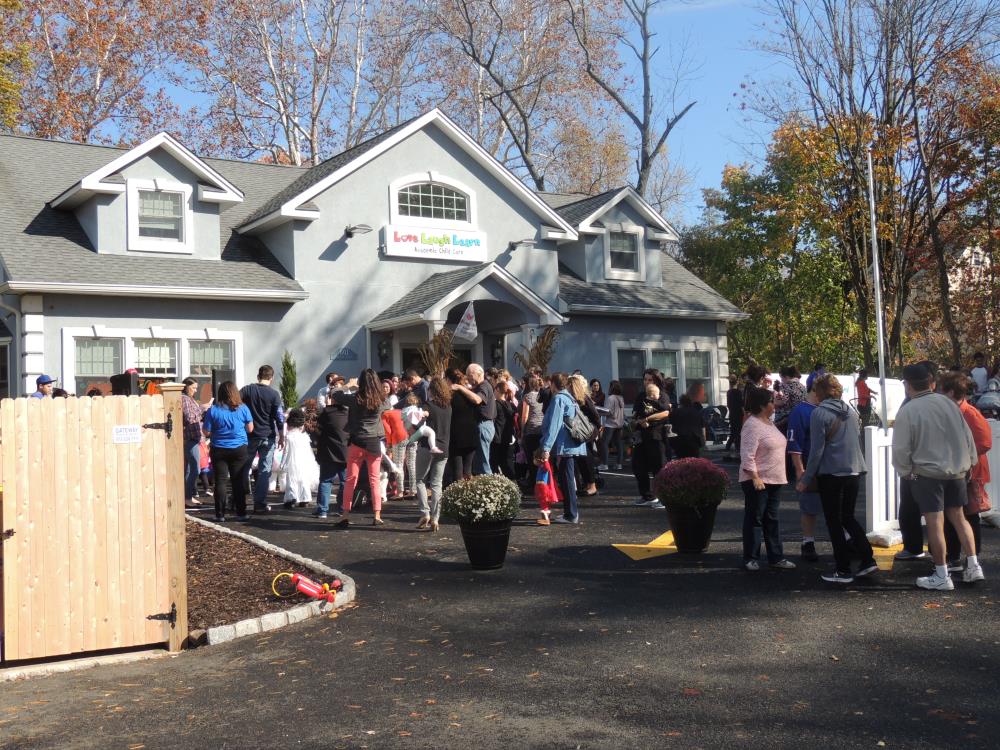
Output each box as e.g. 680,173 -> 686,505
864,420 -> 1000,534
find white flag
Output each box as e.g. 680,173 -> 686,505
453,302 -> 478,341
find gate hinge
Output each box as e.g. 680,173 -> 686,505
147,602 -> 177,628
1,528 -> 13,541
142,412 -> 173,439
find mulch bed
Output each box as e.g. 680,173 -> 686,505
186,520 -> 328,631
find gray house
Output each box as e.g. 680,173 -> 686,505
0,109 -> 744,403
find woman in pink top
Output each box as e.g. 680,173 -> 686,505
739,387 -> 796,571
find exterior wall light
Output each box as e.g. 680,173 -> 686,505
345,223 -> 373,238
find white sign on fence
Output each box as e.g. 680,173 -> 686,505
111,424 -> 143,444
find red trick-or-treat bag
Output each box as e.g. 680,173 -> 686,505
534,459 -> 562,511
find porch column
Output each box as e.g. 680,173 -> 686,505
21,294 -> 44,395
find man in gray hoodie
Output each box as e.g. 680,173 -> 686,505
797,374 -> 875,584
891,363 -> 982,590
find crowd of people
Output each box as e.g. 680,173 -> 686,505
174,352 -> 992,591
730,357 -> 992,589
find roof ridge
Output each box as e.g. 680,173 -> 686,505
557,186 -> 625,207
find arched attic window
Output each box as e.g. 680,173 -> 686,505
389,173 -> 478,228
397,182 -> 469,223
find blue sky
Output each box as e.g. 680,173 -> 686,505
648,0 -> 778,223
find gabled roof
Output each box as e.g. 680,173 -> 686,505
557,254 -> 746,321
368,261 -> 564,330
51,132 -> 245,209
539,186 -> 679,240
238,109 -> 578,238
0,134 -> 307,300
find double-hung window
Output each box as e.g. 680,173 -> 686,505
613,343 -> 715,405
74,337 -> 123,395
603,225 -> 645,281
134,339 -> 178,379
126,179 -> 193,253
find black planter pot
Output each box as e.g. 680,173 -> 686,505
458,519 -> 513,569
665,503 -> 719,553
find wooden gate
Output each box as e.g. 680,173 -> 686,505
0,386 -> 187,662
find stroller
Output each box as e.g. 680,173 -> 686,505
702,406 -> 731,446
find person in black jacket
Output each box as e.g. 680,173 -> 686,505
314,390 -> 349,519
670,393 -> 705,458
490,380 -> 517,478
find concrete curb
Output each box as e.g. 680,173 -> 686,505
187,516 -> 357,647
0,649 -> 171,683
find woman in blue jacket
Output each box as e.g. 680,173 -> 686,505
538,372 -> 588,524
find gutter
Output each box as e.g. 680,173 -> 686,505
565,303 -> 749,321
0,281 -> 308,303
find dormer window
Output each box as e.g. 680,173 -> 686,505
138,190 -> 184,241
126,178 -> 194,254
603,224 -> 645,281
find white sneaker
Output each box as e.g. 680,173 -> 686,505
649,501 -> 665,509
916,573 -> 955,591
963,564 -> 985,584
597,464 -> 609,471
633,498 -> 657,507
743,560 -> 760,572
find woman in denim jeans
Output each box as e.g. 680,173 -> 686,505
415,377 -> 453,532
181,377 -> 204,508
538,373 -> 588,524
739,386 -> 795,571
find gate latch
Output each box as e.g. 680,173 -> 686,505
142,413 -> 173,440
1,528 -> 13,541
147,602 -> 177,628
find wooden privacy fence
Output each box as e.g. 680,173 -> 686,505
0,385 -> 187,663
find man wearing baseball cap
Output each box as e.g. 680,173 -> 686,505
30,374 -> 56,398
891,363 -> 982,589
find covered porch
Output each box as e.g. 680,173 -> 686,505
366,262 -> 563,374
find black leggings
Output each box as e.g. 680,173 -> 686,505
817,474 -> 874,573
446,450 -> 474,486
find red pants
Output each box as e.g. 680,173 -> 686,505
342,444 -> 383,514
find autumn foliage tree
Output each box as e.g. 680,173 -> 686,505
8,0 -> 202,144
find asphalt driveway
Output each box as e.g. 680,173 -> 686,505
2,461 -> 998,749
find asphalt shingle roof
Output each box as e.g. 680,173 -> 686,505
0,134 -> 306,294
558,255 -> 744,319
538,188 -> 622,226
368,263 -> 490,325
241,118 -> 420,227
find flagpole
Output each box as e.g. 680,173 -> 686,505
867,146 -> 889,432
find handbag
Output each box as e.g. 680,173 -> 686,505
564,405 -> 597,444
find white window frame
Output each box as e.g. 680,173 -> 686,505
610,339 -> 717,405
61,326 -> 244,392
388,172 -> 478,229
126,178 -> 194,254
602,223 -> 646,281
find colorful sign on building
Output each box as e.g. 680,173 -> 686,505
383,225 -> 487,263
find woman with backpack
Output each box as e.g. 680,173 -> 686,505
796,373 -> 875,584
538,372 -> 589,524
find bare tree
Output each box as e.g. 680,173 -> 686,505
425,0 -> 596,190
565,0 -> 696,198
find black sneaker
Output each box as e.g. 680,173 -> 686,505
946,559 -> 963,574
855,561 -> 879,578
821,569 -> 854,584
282,501 -> 294,509
801,542 -> 819,562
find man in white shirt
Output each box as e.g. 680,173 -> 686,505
317,372 -> 343,406
969,352 -> 989,395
